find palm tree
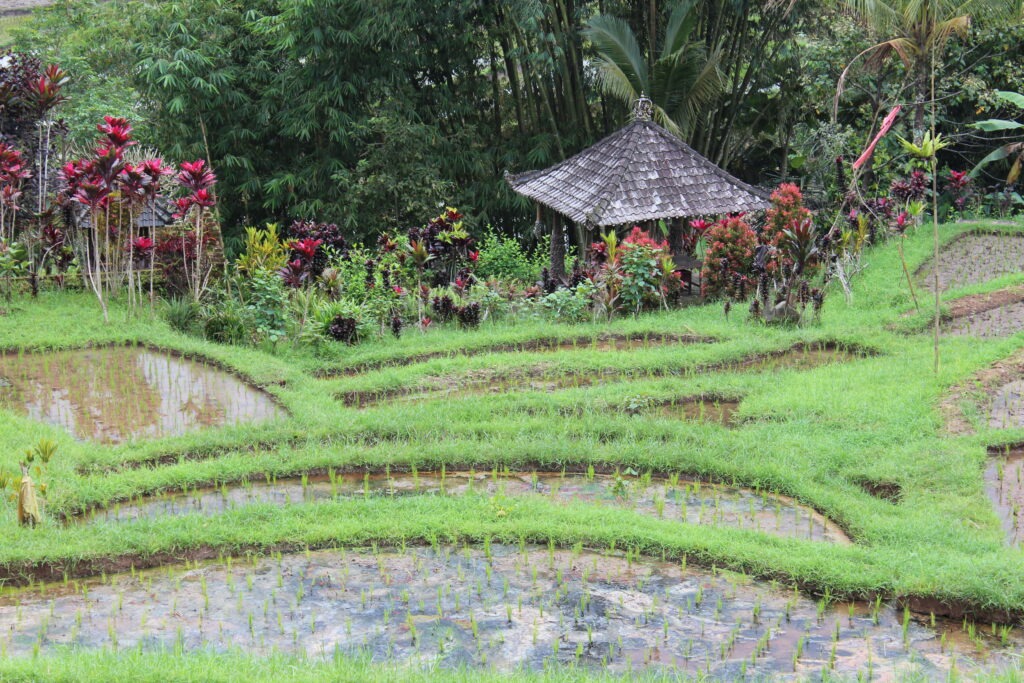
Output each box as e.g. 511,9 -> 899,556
584,0 -> 721,137
842,0 -> 1023,139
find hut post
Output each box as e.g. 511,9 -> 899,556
668,217 -> 686,256
549,213 -> 566,281
573,221 -> 587,262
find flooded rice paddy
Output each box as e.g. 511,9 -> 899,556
919,232 -> 1024,293
986,447 -> 1024,546
339,345 -> 861,408
0,545 -> 1018,678
656,398 -> 740,425
81,471 -> 848,545
988,381 -> 1024,430
944,299 -> 1024,338
0,347 -> 284,443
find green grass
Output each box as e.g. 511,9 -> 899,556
1,219 -> 1024,679
0,13 -> 30,48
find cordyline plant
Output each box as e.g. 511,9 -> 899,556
0,143 -> 29,245
751,185 -> 825,324
407,238 -> 433,330
0,54 -> 67,251
172,158 -> 218,302
60,115 -> 212,320
407,207 -> 476,286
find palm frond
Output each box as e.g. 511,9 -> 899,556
654,43 -> 722,135
591,56 -> 642,110
584,15 -> 648,96
927,15 -> 971,49
863,37 -> 917,69
661,0 -> 699,59
652,104 -> 683,137
843,0 -> 902,33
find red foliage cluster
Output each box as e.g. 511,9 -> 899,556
946,169 -> 976,213
700,216 -> 757,298
762,183 -> 816,277
59,117 -> 174,215
172,159 -> 217,219
0,54 -> 67,127
406,207 -> 476,286
621,225 -> 668,252
0,142 -> 29,211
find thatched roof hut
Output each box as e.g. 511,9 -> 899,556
506,97 -> 770,278
507,98 -> 769,227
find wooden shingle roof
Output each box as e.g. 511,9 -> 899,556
74,197 -> 176,230
506,118 -> 770,227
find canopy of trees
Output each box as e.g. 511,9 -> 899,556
14,0 -> 1024,242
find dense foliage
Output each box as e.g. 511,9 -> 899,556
11,0 -> 1021,246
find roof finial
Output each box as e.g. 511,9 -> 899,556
632,93 -> 653,122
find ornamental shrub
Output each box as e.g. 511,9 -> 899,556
700,217 -> 757,298
618,226 -> 670,314
763,183 -> 814,277
475,227 -> 546,282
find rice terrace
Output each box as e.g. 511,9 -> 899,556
1,1 -> 1024,681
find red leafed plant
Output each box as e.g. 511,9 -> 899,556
762,183 -> 815,277
700,216 -> 757,298
169,159 -> 219,301
288,238 -> 323,262
279,238 -> 324,288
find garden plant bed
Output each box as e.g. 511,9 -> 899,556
986,445 -> 1024,545
0,346 -> 285,443
917,231 -> 1024,293
337,344 -> 864,408
75,470 -> 848,544
0,544 -> 1018,678
315,333 -> 714,378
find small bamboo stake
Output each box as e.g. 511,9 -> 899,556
898,238 -> 920,312
931,49 -> 940,375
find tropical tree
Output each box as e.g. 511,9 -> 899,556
585,0 -> 721,136
841,0 -> 1023,139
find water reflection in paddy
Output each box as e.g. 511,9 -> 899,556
0,545 -> 1016,679
0,347 -> 284,443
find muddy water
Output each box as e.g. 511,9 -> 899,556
986,448 -> 1024,545
0,545 -> 1017,678
988,381 -> 1024,430
945,300 -> 1024,338
919,233 -> 1024,293
81,472 -> 847,544
658,398 -> 740,425
340,346 -> 861,408
0,348 -> 284,444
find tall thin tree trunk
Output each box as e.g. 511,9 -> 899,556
549,214 -> 566,281
914,55 -> 930,143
